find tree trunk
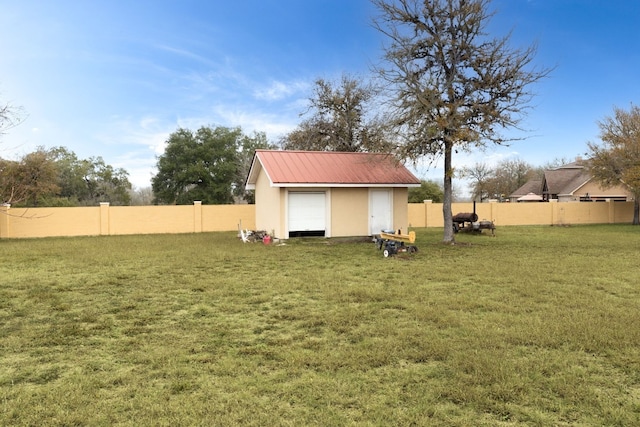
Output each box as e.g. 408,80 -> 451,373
634,197 -> 640,225
442,141 -> 455,243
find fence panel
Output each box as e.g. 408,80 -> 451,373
3,206 -> 101,238
109,205 -> 196,235
202,205 -> 255,232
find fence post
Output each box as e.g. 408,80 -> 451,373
550,199 -> 558,225
193,201 -> 202,233
424,200 -> 433,228
489,199 -> 497,223
607,199 -> 615,223
100,202 -> 110,235
0,204 -> 10,238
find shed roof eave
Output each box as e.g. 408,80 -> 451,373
270,182 -> 421,188
245,154 -> 274,188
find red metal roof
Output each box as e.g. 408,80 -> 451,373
247,150 -> 420,188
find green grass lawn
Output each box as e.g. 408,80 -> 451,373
1,225 -> 639,426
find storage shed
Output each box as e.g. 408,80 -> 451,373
245,150 -> 421,239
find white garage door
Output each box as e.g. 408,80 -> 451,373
288,192 -> 326,234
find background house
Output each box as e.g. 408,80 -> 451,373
245,150 -> 421,239
509,180 -> 543,202
510,161 -> 632,202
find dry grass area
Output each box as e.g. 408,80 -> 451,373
1,225 -> 639,426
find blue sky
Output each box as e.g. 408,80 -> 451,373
1,0 -> 639,191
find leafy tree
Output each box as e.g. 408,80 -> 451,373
20,149 -> 61,206
234,131 -> 275,204
48,147 -> 91,203
0,158 -> 25,204
372,0 -> 550,243
281,74 -> 391,153
83,156 -> 131,206
1,147 -> 131,207
408,180 -> 444,203
587,105 -> 640,225
152,126 -> 269,205
0,148 -> 59,206
45,147 -> 131,206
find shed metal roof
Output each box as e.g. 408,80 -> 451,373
246,150 -> 421,189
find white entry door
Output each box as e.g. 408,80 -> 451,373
288,192 -> 326,235
369,189 -> 392,235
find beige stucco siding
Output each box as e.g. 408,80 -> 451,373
331,188 -> 369,237
569,181 -> 630,201
392,188 -> 410,233
255,168 -> 282,237
278,188 -> 287,239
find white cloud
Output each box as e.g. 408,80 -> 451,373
211,105 -> 296,141
253,80 -> 308,101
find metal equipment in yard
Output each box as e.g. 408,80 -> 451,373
452,201 -> 496,235
239,228 -> 269,243
374,229 -> 418,257
238,220 -> 271,243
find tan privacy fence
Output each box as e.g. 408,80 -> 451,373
0,202 -> 255,239
0,200 -> 634,239
408,200 -> 634,228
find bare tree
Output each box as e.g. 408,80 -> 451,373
129,186 -> 154,206
0,102 -> 24,139
587,105 -> 640,225
460,162 -> 493,201
281,74 -> 392,153
491,158 -> 536,200
373,0 -> 550,243
462,159 -> 535,201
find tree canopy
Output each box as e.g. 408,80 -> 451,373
373,0 -> 549,243
0,147 -> 131,206
152,126 -> 272,205
408,180 -> 444,203
281,74 -> 391,153
587,105 -> 640,224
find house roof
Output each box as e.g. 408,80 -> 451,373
509,159 -> 630,200
543,163 -> 591,196
510,180 -> 542,198
245,150 -> 421,189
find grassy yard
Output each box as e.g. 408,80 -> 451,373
1,225 -> 639,426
